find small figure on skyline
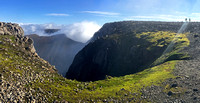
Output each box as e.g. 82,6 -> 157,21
189,18 -> 191,22
185,18 -> 187,22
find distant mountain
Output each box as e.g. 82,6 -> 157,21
44,29 -> 60,34
28,34 -> 85,76
66,21 -> 190,81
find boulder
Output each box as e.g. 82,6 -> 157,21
0,31 -> 4,35
0,22 -> 3,27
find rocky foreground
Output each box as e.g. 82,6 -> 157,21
0,22 -> 57,102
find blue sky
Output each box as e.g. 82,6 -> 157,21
2,0 -> 200,42
1,0 -> 200,25
0,0 -> 200,25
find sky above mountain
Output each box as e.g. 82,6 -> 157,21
1,0 -> 200,25
1,0 -> 200,42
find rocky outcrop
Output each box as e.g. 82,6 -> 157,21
0,22 -> 37,57
0,22 -> 24,36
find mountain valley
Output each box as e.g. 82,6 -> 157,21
0,21 -> 200,102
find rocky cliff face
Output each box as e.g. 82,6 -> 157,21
28,34 -> 84,76
66,21 -> 191,81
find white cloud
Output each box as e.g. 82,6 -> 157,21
83,11 -> 120,16
46,13 -> 69,16
60,21 -> 101,43
19,21 -> 101,43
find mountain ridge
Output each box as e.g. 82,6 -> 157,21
66,21 -> 190,81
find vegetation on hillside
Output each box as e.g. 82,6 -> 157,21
67,30 -> 190,81
0,29 -> 190,102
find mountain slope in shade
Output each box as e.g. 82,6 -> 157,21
66,21 -> 190,81
28,34 -> 85,76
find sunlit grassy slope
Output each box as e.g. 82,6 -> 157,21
0,31 -> 189,102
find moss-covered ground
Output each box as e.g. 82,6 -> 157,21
0,30 -> 190,102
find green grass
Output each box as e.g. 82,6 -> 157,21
135,31 -> 190,66
30,61 -> 177,102
0,30 -> 190,102
136,31 -> 189,50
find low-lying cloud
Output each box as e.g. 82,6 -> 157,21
19,21 -> 101,43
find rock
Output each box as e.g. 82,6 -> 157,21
4,31 -> 11,35
0,31 -> 4,35
27,38 -> 33,44
121,88 -> 125,91
194,35 -> 199,38
171,83 -> 178,88
0,22 -> 3,27
193,89 -> 198,92
193,97 -> 197,100
167,91 -> 173,96
23,36 -> 29,42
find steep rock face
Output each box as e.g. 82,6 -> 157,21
66,21 -> 189,81
28,34 -> 85,76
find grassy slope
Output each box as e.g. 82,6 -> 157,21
0,31 -> 190,102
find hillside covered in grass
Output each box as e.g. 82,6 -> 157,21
1,21 -> 200,102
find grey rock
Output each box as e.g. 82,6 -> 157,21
0,22 -> 3,27
0,31 -> 4,35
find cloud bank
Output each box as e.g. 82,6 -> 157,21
19,21 -> 101,43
